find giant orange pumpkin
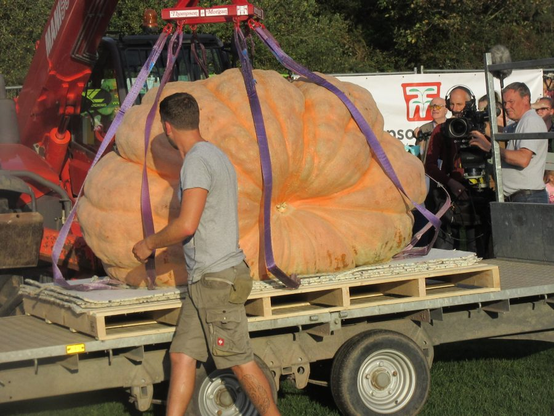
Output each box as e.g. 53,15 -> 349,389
77,69 -> 426,287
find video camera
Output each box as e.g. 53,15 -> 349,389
441,108 -> 489,146
441,108 -> 491,191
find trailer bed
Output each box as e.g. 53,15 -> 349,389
1,257 -> 552,365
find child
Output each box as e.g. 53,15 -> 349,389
545,170 -> 554,204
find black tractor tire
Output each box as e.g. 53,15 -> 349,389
186,355 -> 277,416
330,329 -> 430,416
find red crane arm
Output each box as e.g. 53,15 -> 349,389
16,0 -> 121,149
17,0 -> 262,153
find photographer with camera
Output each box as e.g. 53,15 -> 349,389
470,82 -> 548,203
425,86 -> 475,200
425,86 -> 494,256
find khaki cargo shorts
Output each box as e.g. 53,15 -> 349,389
169,261 -> 254,369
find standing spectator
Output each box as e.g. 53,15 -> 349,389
531,97 -> 553,131
544,170 -> 554,204
424,86 -> 493,257
414,97 -> 448,161
425,87 -> 473,200
470,82 -> 548,203
478,92 -> 506,132
532,96 -> 554,152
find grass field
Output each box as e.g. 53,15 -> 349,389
2,339 -> 554,416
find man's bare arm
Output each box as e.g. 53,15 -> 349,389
501,147 -> 533,168
132,187 -> 208,262
470,130 -> 533,168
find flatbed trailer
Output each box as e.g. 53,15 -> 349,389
1,253 -> 553,415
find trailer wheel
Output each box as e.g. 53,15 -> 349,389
187,355 -> 277,416
330,330 -> 430,416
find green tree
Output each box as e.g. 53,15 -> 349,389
0,0 -> 52,85
318,0 -> 554,70
377,0 -> 554,70
232,0 -> 387,73
0,0 -> 385,86
2,0 -> 553,86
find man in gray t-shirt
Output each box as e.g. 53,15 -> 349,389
179,141 -> 245,282
470,82 -> 548,203
132,93 -> 280,416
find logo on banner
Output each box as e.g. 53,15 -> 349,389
401,83 -> 441,122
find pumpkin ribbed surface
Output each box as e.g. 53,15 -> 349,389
77,69 -> 426,287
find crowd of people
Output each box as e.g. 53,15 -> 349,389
414,81 -> 553,257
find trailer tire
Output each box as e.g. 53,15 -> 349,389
330,330 -> 430,416
187,355 -> 277,416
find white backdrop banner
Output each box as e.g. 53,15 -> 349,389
336,70 -> 543,144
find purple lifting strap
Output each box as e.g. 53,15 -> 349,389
51,30 -> 171,291
253,25 -> 448,258
141,28 -> 184,289
234,27 -> 300,289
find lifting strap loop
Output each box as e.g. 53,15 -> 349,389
141,27 -> 184,289
234,26 -> 300,289
51,29 -> 172,291
251,24 -> 447,258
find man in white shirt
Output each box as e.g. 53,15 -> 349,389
470,82 -> 548,203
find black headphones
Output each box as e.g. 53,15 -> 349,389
445,85 -> 476,113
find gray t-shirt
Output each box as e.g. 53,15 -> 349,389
502,109 -> 547,196
179,142 -> 245,282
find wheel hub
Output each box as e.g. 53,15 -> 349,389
371,368 -> 392,390
358,350 -> 417,413
214,385 -> 235,408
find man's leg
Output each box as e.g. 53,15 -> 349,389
166,352 -> 197,416
232,360 -> 280,416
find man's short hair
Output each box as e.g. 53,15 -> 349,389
159,93 -> 200,130
503,82 -> 531,99
478,91 -> 501,105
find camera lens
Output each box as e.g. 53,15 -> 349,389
448,119 -> 469,138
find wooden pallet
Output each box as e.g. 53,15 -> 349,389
22,262 -> 499,339
23,297 -> 182,340
245,263 -> 500,322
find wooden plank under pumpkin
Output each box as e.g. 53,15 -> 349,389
23,297 -> 182,340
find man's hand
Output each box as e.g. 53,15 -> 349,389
447,178 -> 469,200
470,130 -> 533,167
132,239 -> 153,263
130,188 -> 207,264
469,130 -> 492,153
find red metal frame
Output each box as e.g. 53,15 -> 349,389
162,0 -> 263,26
